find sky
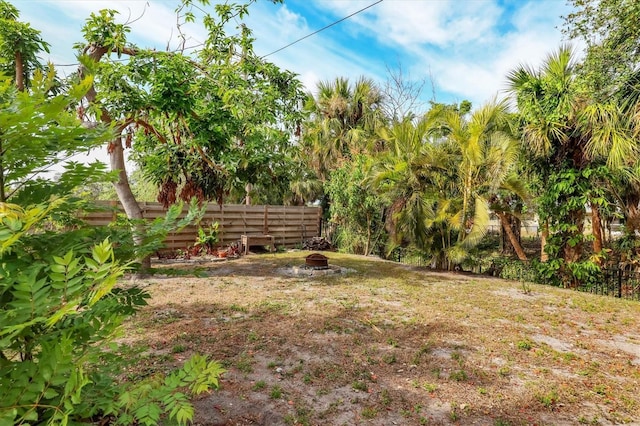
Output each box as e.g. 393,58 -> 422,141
16,0 -> 579,106
15,0 -> 578,168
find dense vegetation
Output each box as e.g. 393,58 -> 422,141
1,0 -> 639,423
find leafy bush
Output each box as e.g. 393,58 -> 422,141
325,155 -> 386,256
0,200 -> 224,425
194,222 -> 219,254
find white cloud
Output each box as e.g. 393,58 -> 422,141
19,0 -> 578,109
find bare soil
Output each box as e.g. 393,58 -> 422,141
121,251 -> 640,425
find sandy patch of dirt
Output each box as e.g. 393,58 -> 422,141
121,252 -> 640,425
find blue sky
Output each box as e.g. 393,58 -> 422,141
18,0 -> 577,108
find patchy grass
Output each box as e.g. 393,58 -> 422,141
122,251 -> 640,425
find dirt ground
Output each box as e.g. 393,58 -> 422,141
121,251 -> 640,426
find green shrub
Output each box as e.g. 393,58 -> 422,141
0,200 -> 223,425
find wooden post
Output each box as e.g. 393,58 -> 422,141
109,200 -> 118,222
245,183 -> 252,205
263,205 -> 269,234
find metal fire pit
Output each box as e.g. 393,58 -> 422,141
305,253 -> 329,270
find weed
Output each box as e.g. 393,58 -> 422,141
382,353 -> 397,364
352,380 -> 368,392
339,298 -> 359,310
449,370 -> 468,382
292,360 -> 304,374
451,350 -> 463,364
229,304 -> 248,312
578,415 -> 600,425
449,403 -> 459,421
592,384 -> 608,396
171,344 -> 186,353
536,389 -> 559,408
494,419 -> 512,426
360,406 -> 377,419
478,387 -> 488,395
252,380 -> 266,391
235,352 -> 253,373
431,367 -> 441,379
413,342 -> 432,364
380,389 -> 391,406
517,340 -> 532,350
257,300 -> 290,314
498,366 -> 510,377
283,404 -> 312,426
247,331 -> 259,342
422,382 -> 437,392
270,385 -> 283,399
387,338 -> 399,348
302,373 -> 312,384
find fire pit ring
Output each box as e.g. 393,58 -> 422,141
305,253 -> 329,269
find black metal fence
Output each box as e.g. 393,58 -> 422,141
588,268 -> 640,300
394,251 -> 640,301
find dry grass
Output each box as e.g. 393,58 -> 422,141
121,251 -> 640,425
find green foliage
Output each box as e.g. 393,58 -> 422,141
0,22 -> 222,422
564,0 -> 640,99
325,155 -> 385,255
0,199 -> 223,425
301,76 -> 385,182
0,70 -> 110,202
372,100 -> 521,269
194,222 -> 219,252
538,167 -> 608,286
0,1 -> 50,89
77,4 -> 305,207
107,199 -> 205,266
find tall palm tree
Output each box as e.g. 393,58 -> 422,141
508,46 -> 639,266
301,76 -> 385,182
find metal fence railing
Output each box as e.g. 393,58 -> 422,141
590,268 -> 640,300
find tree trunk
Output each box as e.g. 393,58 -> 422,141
563,208 -> 585,264
110,138 -> 150,271
624,197 -> 640,235
15,51 -> 24,92
80,45 -> 148,271
590,201 -> 603,255
540,221 -> 549,262
497,212 -> 528,261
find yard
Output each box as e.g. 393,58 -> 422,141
121,252 -> 640,425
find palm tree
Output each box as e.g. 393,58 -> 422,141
301,76 -> 385,182
440,99 -> 525,261
371,100 -> 525,268
508,46 -> 639,267
371,110 -> 456,268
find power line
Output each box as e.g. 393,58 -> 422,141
260,0 -> 384,59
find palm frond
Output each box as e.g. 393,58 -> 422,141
460,195 -> 490,249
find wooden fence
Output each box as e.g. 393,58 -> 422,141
83,201 -> 322,252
